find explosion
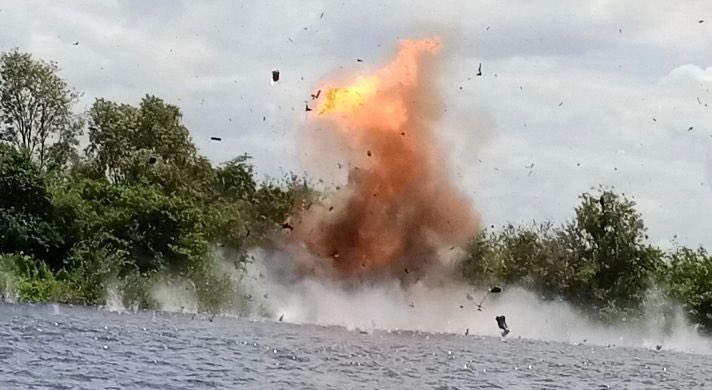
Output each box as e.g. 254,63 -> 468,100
292,38 -> 479,283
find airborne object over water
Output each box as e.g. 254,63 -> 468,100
496,316 -> 510,337
476,286 -> 502,311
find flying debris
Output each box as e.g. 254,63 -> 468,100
404,268 -> 409,274
282,222 -> 294,231
148,156 -> 157,165
558,101 -> 564,106
210,137 -> 222,142
699,20 -> 705,23
367,150 -> 372,157
279,314 -> 284,322
272,69 -> 280,83
328,206 -> 334,211
465,328 -> 469,336
305,104 -> 312,112
311,89 -> 321,100
476,286 -> 502,311
476,63 -> 482,76
320,12 -> 324,19
465,293 -> 474,301
408,302 -> 415,308
495,315 -> 510,337
357,58 -> 363,62
656,344 -> 662,351
525,163 -> 535,169
72,41 -> 79,46
688,126 -> 694,131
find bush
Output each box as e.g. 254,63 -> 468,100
663,247 -> 712,333
460,188 -> 665,320
0,253 -> 66,302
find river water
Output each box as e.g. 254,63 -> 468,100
0,303 -> 710,389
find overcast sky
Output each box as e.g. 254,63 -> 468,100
1,1 -> 711,248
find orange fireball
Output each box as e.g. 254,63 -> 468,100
294,38 -> 479,283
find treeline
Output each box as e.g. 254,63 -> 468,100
0,49 -> 711,334
459,190 -> 712,334
0,49 -> 313,311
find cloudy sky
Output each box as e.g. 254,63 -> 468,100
1,1 -> 711,248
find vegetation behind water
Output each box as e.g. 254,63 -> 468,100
0,49 -> 710,334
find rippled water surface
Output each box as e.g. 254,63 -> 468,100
0,303 -> 710,389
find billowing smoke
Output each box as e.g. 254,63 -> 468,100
291,38 -> 479,283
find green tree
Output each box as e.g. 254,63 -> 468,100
85,95 -> 215,197
0,145 -> 74,270
663,246 -> 712,333
460,188 -> 664,318
568,188 -> 663,310
51,177 -> 210,276
0,49 -> 80,170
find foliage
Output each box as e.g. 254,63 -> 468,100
0,145 -> 75,270
0,253 -> 66,303
85,95 -> 215,198
460,188 -> 666,320
662,247 -> 712,333
0,49 -> 80,170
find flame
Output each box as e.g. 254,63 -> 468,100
294,38 -> 479,283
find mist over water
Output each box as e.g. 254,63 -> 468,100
238,249 -> 712,356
